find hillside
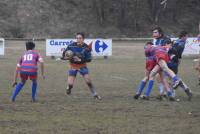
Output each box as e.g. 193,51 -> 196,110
0,0 -> 199,38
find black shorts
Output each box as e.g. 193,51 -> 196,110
169,66 -> 178,74
168,62 -> 179,74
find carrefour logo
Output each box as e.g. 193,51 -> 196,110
95,40 -> 108,53
49,40 -> 74,46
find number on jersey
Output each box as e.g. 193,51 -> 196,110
24,54 -> 33,61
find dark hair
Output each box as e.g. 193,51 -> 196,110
76,32 -> 85,39
152,26 -> 164,37
166,39 -> 172,44
146,41 -> 153,45
26,41 -> 35,50
179,31 -> 188,38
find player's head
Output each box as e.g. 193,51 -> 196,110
146,41 -> 153,46
179,31 -> 188,41
197,34 -> 200,41
76,32 -> 85,45
26,41 -> 35,50
152,27 -> 164,39
166,38 -> 172,45
145,41 -> 153,49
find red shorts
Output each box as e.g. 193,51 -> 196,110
146,60 -> 156,71
155,52 -> 169,63
20,74 -> 37,80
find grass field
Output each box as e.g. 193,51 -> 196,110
0,40 -> 200,134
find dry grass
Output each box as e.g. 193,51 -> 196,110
0,40 -> 200,134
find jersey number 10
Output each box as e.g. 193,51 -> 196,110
24,54 -> 33,61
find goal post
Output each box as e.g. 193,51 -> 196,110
0,38 -> 5,56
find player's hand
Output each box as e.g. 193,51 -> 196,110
73,56 -> 81,62
60,57 -> 68,60
56,57 -> 62,61
12,81 -> 17,87
195,66 -> 200,71
41,74 -> 46,80
178,59 -> 181,65
41,75 -> 46,79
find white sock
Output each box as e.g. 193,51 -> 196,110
158,83 -> 164,95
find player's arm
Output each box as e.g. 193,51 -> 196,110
12,58 -> 21,87
40,62 -> 45,78
195,58 -> 200,71
12,66 -> 20,87
38,55 -> 45,79
85,46 -> 92,62
61,48 -> 68,60
73,49 -> 92,63
176,45 -> 185,64
176,42 -> 185,59
61,46 -> 72,60
168,47 -> 179,63
84,50 -> 92,62
80,46 -> 92,63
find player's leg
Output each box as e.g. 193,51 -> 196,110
194,59 -> 200,85
179,81 -> 193,101
164,72 -> 176,97
135,60 -> 156,99
198,63 -> 200,84
173,65 -> 192,100
158,60 -> 176,79
134,69 -> 149,99
11,74 -> 27,102
196,66 -> 200,85
143,65 -> 160,99
177,78 -> 192,100
168,64 -> 192,100
198,66 -> 200,85
158,59 -> 181,89
156,73 -> 165,96
80,67 -> 101,100
66,69 -> 77,95
30,74 -> 38,102
161,73 -> 175,101
156,72 -> 167,100
167,65 -> 178,97
82,74 -> 99,98
199,70 -> 200,85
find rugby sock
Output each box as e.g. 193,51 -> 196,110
32,81 -> 37,101
136,81 -> 146,94
145,80 -> 154,97
167,90 -> 173,97
11,82 -> 24,101
197,76 -> 200,85
66,85 -> 73,94
172,75 -> 179,82
158,83 -> 164,95
171,89 -> 176,97
179,81 -> 188,91
87,83 -> 97,96
67,85 -> 73,90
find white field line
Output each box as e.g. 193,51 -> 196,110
110,75 -> 129,81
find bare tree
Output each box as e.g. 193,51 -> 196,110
118,0 -> 127,28
199,21 -> 200,33
133,0 -> 138,32
93,0 -> 106,26
147,0 -> 168,23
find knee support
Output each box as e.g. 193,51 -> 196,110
67,85 -> 73,90
149,70 -> 157,78
87,82 -> 93,88
159,62 -> 169,72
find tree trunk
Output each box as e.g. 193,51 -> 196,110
119,0 -> 127,28
93,0 -> 105,26
134,0 -> 138,32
